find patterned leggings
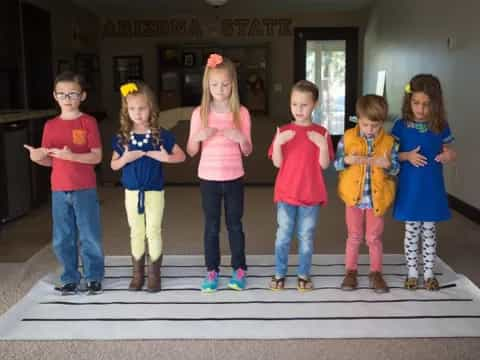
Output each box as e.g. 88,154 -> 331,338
404,221 -> 437,280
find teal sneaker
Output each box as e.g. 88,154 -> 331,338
228,268 -> 246,290
201,271 -> 219,292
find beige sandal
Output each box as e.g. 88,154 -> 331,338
270,276 -> 285,290
424,277 -> 440,291
404,277 -> 418,290
297,277 -> 313,291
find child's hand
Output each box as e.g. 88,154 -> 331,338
121,146 -> 145,164
194,127 -> 217,142
24,144 -> 49,161
344,153 -> 368,165
307,130 -> 328,148
406,146 -> 427,167
370,151 -> 391,169
147,146 -> 170,162
223,128 -> 246,144
274,127 -> 295,146
48,146 -> 73,160
435,145 -> 456,164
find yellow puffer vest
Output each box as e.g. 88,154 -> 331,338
337,125 -> 396,216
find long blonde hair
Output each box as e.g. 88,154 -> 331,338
118,81 -> 161,146
200,55 -> 241,128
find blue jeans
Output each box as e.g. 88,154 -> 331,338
274,202 -> 320,278
200,178 -> 246,272
52,189 -> 104,285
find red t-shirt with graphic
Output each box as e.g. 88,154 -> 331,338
268,123 -> 334,206
41,114 -> 101,191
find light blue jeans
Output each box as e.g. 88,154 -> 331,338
274,202 -> 320,278
52,189 -> 104,285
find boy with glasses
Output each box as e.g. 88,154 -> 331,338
24,71 -> 105,295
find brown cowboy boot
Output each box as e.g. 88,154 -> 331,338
369,271 -> 390,294
147,255 -> 162,293
341,269 -> 358,291
128,255 -> 145,291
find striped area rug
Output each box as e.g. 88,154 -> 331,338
1,254 -> 480,339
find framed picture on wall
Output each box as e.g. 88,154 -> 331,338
183,52 -> 195,67
113,55 -> 143,91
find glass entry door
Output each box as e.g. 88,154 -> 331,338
295,28 -> 358,146
306,40 -> 346,135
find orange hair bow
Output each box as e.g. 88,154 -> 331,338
207,53 -> 223,68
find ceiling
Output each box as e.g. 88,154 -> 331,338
71,0 -> 374,17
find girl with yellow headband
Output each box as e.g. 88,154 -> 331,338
392,74 -> 457,291
111,81 -> 186,292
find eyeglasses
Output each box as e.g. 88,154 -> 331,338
55,92 -> 82,101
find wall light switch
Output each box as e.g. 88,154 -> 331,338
447,36 -> 456,50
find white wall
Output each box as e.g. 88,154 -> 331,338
364,0 -> 480,209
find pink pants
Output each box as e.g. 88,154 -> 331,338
345,206 -> 384,272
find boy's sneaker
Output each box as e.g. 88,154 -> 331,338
54,283 -> 78,296
86,281 -> 103,295
201,271 -> 219,293
228,268 -> 246,290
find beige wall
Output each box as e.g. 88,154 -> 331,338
99,9 -> 368,181
363,0 -> 480,209
100,10 -> 367,120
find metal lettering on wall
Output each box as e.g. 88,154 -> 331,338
102,18 -> 292,38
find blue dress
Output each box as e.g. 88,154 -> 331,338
391,119 -> 454,222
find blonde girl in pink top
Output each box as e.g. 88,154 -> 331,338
187,54 -> 252,292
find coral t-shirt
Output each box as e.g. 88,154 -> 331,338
268,123 -> 334,206
188,106 -> 251,181
41,114 -> 101,191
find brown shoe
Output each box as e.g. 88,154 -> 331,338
341,270 -> 358,291
147,255 -> 162,293
128,255 -> 145,291
369,271 -> 389,294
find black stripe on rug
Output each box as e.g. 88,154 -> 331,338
22,315 -> 480,322
39,298 -> 473,306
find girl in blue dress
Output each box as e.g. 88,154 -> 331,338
391,74 -> 457,291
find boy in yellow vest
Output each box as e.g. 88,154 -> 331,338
335,95 -> 399,293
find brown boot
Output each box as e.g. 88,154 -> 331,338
341,269 -> 358,291
369,271 -> 389,294
128,255 -> 145,291
147,255 -> 162,293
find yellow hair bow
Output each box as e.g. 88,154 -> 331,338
404,83 -> 412,94
120,83 -> 138,97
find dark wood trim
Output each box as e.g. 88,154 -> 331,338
0,126 -> 7,223
448,194 -> 480,224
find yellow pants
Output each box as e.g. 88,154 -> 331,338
125,189 -> 164,262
